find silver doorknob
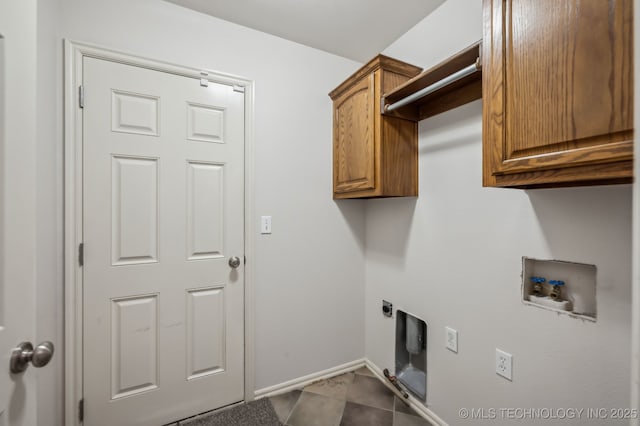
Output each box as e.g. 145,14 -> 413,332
228,256 -> 241,269
10,341 -> 54,374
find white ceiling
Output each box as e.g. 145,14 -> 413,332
164,0 -> 446,62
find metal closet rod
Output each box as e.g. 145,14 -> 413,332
384,58 -> 481,113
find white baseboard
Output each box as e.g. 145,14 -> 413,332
364,359 -> 447,426
254,359 -> 366,399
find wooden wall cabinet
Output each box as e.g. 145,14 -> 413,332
483,0 -> 634,188
329,55 -> 422,199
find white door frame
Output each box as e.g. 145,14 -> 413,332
63,40 -> 255,425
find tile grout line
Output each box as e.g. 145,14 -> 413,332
336,370 -> 358,426
335,373 -> 350,426
282,389 -> 303,426
335,399 -> 346,426
393,396 -> 396,426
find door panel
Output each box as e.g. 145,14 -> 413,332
110,294 -> 159,399
111,156 -> 159,265
82,57 -> 245,426
111,91 -> 160,136
333,74 -> 376,194
504,0 -> 632,159
186,162 -> 224,260
482,0 -> 633,187
186,287 -> 226,379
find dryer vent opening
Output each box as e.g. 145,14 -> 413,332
395,310 -> 426,401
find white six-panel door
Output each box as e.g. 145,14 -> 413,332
82,57 -> 245,425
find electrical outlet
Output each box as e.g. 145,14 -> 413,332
496,348 -> 512,381
445,327 -> 458,353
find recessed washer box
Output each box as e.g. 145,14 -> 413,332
522,257 -> 597,321
395,310 -> 427,401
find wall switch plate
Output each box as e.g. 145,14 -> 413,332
445,327 -> 458,353
496,348 -> 512,380
261,216 -> 272,234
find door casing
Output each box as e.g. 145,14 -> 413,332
63,40 -> 256,425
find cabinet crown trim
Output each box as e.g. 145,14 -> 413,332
329,54 -> 422,100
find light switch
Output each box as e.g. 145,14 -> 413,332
261,216 -> 272,234
445,327 -> 458,353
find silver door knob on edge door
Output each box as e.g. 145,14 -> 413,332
10,341 -> 54,374
228,256 -> 241,269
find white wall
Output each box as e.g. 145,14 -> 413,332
36,1 -> 366,423
366,1 -> 632,424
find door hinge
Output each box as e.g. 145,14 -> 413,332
79,85 -> 85,109
78,243 -> 84,267
78,398 -> 84,422
244,255 -> 246,265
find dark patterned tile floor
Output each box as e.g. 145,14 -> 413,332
268,367 -> 433,426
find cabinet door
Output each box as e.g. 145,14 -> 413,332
333,74 -> 376,194
483,0 -> 633,187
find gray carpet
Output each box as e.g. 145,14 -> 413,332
180,398 -> 283,426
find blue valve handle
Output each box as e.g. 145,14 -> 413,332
549,280 -> 565,286
530,277 -> 546,283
